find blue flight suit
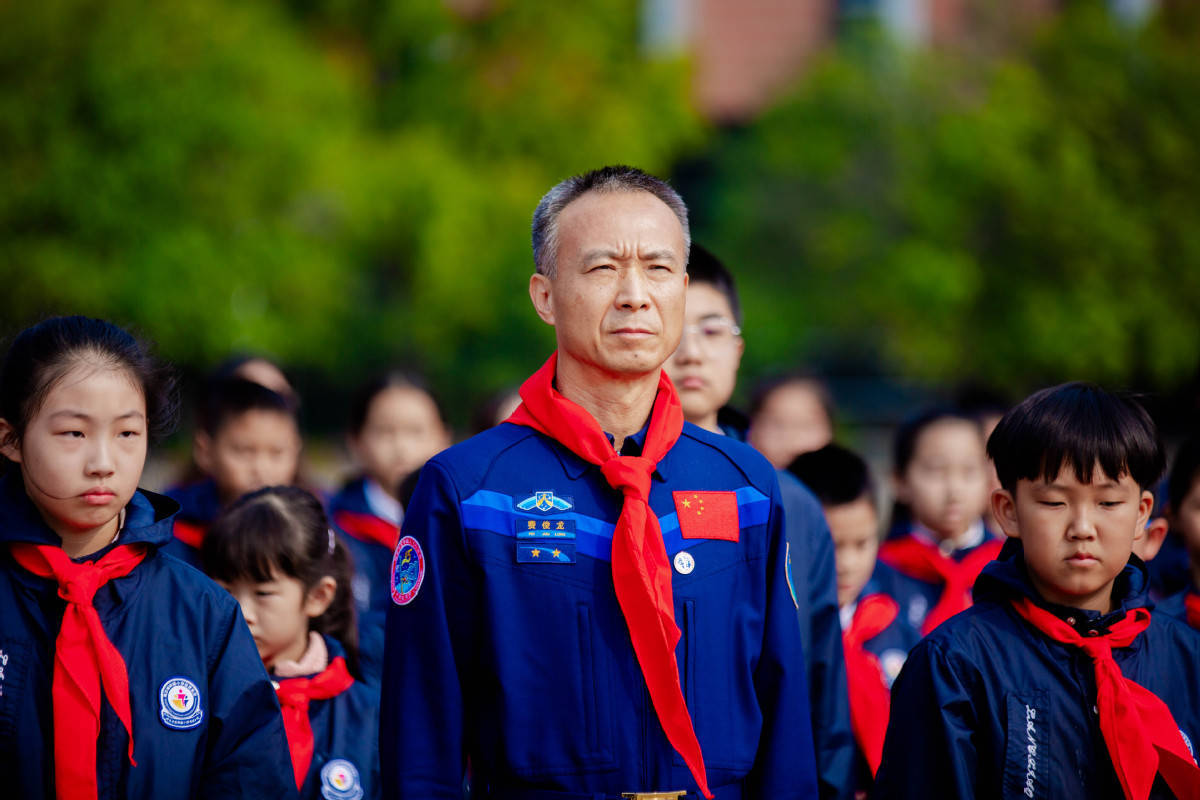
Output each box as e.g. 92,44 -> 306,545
381,421 -> 818,799
0,474 -> 294,798
276,635 -> 380,800
874,539 -> 1200,800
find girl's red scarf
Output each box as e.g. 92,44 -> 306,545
1011,597 -> 1200,800
878,535 -> 1002,634
842,593 -> 899,777
10,542 -> 146,800
506,353 -> 711,799
275,656 -> 355,790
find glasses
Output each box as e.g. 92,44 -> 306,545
680,317 -> 742,349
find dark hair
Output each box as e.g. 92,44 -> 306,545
198,377 -> 298,438
210,353 -> 296,404
0,316 -> 178,450
887,407 -> 981,534
202,486 -> 360,678
748,373 -> 835,428
531,165 -> 690,278
788,443 -> 874,508
348,371 -> 441,437
987,382 -> 1165,493
686,244 -> 742,327
1166,433 -> 1200,512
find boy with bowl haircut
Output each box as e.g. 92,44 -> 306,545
874,383 -> 1200,800
1153,433 -> 1200,627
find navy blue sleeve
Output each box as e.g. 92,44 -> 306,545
380,460 -> 480,799
746,475 -> 821,799
779,471 -> 854,800
873,638 -> 978,800
199,601 -> 295,798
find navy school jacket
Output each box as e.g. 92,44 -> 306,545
329,477 -> 398,619
878,527 -> 1003,632
1155,585 -> 1199,628
381,421 -> 819,799
873,538 -> 1200,800
777,470 -> 855,800
0,474 -> 294,798
162,477 -> 224,568
276,635 -> 380,800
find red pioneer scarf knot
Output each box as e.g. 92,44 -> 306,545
276,655 -> 355,790
10,541 -> 147,800
1011,597 -> 1200,800
878,535 -> 1002,634
842,593 -> 899,777
506,352 -> 712,799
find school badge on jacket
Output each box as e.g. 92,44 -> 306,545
320,759 -> 363,800
159,676 -> 204,730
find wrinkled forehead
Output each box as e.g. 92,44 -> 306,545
556,189 -> 687,262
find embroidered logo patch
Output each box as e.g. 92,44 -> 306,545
517,491 -> 573,513
159,676 -> 204,730
391,536 -> 425,606
785,542 -> 799,609
320,758 -> 364,800
516,543 -> 576,563
1181,728 -> 1196,765
673,491 -> 739,541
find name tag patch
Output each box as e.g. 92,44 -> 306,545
516,517 -> 576,538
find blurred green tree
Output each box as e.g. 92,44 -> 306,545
696,4 -> 1200,394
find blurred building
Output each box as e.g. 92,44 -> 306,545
643,0 -> 1156,122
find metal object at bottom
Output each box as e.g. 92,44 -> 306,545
620,793 -> 687,800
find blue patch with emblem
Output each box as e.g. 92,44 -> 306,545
517,491 -> 573,513
517,543 -> 576,563
516,517 -> 577,538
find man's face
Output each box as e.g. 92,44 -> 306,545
665,283 -> 744,430
992,463 -> 1152,613
530,190 -> 687,379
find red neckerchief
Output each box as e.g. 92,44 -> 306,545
275,655 -> 355,790
878,535 -> 1002,634
842,593 -> 899,777
172,519 -> 206,550
10,542 -> 147,800
506,353 -> 711,799
1185,592 -> 1200,631
1011,597 -> 1200,800
333,509 -> 399,551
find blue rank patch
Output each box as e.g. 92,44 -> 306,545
516,542 -> 576,564
516,517 -> 577,538
516,491 -> 573,513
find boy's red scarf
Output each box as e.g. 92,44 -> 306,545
1011,597 -> 1200,800
878,535 -> 1002,634
333,509 -> 399,550
10,542 -> 146,800
275,656 -> 355,789
842,594 -> 898,777
506,353 -> 711,799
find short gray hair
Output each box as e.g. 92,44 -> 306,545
531,165 -> 691,278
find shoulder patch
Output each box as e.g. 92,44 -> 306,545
159,676 -> 204,730
391,535 -> 425,605
321,758 -> 364,800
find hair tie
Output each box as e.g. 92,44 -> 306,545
327,528 -> 336,555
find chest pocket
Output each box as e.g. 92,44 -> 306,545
1002,692 -> 1049,800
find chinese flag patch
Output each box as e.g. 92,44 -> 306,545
673,491 -> 739,542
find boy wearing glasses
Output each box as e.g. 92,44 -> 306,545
666,245 -> 854,800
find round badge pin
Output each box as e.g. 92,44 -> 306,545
673,550 -> 695,575
320,758 -> 364,800
391,535 -> 425,605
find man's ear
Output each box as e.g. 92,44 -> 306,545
303,576 -> 338,619
529,273 -> 555,326
991,488 -> 1020,539
1134,517 -> 1170,562
193,431 -> 213,474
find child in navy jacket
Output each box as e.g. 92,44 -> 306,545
0,316 -> 292,798
792,444 -> 921,797
1154,433 -> 1200,628
875,382 -> 1200,800
203,485 -> 380,800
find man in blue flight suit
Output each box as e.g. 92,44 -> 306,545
380,165 -> 819,799
664,245 -> 854,800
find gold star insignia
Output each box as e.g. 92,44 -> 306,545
530,549 -> 541,558
552,549 -> 561,558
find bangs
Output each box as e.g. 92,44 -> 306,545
988,383 -> 1164,492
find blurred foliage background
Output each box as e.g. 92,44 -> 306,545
3,0 -> 1200,447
